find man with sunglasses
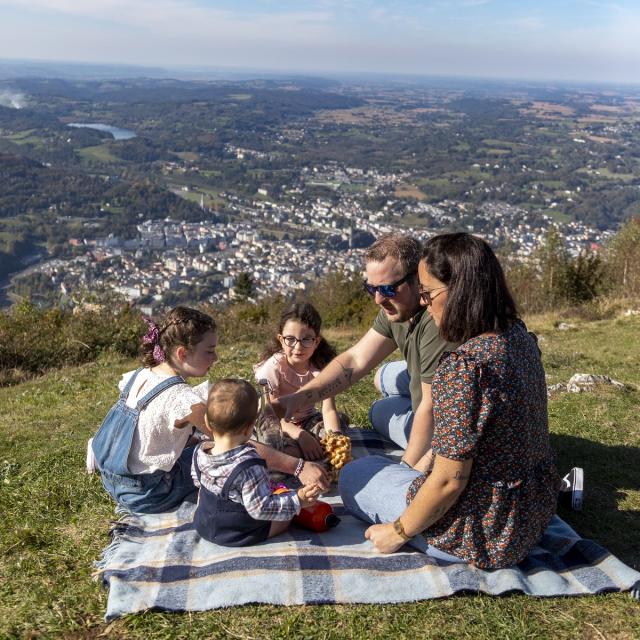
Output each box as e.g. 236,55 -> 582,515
280,233 -> 458,470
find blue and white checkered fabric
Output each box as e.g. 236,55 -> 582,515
95,428 -> 640,620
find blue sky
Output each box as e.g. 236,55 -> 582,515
0,0 -> 638,83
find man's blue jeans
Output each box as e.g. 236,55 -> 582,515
369,360 -> 413,449
338,454 -> 465,562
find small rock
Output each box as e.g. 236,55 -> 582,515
546,383 -> 566,396
623,309 -> 640,317
556,322 -> 576,331
566,373 -> 625,393
548,373 -> 626,396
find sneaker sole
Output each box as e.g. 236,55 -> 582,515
572,468 -> 583,511
86,437 -> 97,474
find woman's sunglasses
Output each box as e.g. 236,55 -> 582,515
363,271 -> 416,299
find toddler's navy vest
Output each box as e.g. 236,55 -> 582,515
193,445 -> 271,547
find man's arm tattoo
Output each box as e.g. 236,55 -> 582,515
314,361 -> 355,401
317,380 -> 342,399
338,361 -> 354,385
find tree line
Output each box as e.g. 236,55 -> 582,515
502,217 -> 640,314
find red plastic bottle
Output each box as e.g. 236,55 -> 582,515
294,500 -> 341,532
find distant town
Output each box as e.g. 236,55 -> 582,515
33,159 -> 612,314
1,75 -> 637,310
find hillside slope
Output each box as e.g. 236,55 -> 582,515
0,314 -> 638,638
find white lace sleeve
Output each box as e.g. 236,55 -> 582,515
128,383 -> 206,474
158,384 -> 205,429
192,380 -> 210,403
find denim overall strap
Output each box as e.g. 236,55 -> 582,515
136,375 -> 185,411
220,458 -> 267,500
92,373 -> 184,478
192,443 -> 204,483
119,368 -> 144,400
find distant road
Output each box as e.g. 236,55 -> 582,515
0,253 -> 48,309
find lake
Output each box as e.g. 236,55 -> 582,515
67,123 -> 137,140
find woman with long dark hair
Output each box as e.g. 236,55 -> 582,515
339,233 -> 562,568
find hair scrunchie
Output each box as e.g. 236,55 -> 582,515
142,317 -> 166,363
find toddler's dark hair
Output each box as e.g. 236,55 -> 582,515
260,302 -> 336,369
141,306 -> 217,368
206,379 -> 258,435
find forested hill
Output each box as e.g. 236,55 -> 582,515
1,76 -> 639,301
0,153 -> 215,278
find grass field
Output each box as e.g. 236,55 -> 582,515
1,313 -> 639,639
4,130 -> 47,147
78,144 -> 121,165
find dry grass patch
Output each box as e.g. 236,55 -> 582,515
315,107 -> 418,126
394,183 -> 427,200
520,102 -> 576,119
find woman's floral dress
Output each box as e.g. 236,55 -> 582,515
406,320 -> 560,569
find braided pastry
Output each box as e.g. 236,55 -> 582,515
320,432 -> 352,482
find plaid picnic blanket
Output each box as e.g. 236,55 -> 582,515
95,428 -> 640,620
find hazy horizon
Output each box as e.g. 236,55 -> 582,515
1,56 -> 639,90
0,1 -> 639,85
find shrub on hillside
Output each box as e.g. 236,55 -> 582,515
0,300 -> 144,385
207,294 -> 289,343
209,271 -> 374,343
306,270 -> 375,328
603,217 -> 640,299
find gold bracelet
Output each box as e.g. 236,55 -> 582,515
392,517 -> 412,541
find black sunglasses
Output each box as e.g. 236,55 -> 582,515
363,271 -> 416,299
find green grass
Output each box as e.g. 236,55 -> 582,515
481,139 -> 527,151
481,148 -> 511,156
576,167 -> 638,183
77,144 -> 120,164
4,131 -> 47,147
1,315 -> 639,638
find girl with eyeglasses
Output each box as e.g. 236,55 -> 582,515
254,302 -> 349,463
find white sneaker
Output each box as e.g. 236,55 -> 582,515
86,438 -> 97,474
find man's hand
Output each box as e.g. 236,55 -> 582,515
296,430 -> 325,460
297,483 -> 322,508
411,449 -> 434,474
364,523 -> 407,554
278,392 -> 306,422
298,460 -> 330,492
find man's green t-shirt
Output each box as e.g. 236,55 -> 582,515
372,308 -> 457,412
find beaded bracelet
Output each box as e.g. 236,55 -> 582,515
293,458 -> 305,479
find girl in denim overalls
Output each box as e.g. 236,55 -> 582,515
89,306 -> 218,513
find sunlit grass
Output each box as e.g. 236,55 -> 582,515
1,314 -> 639,638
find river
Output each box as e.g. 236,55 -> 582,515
67,123 -> 137,140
